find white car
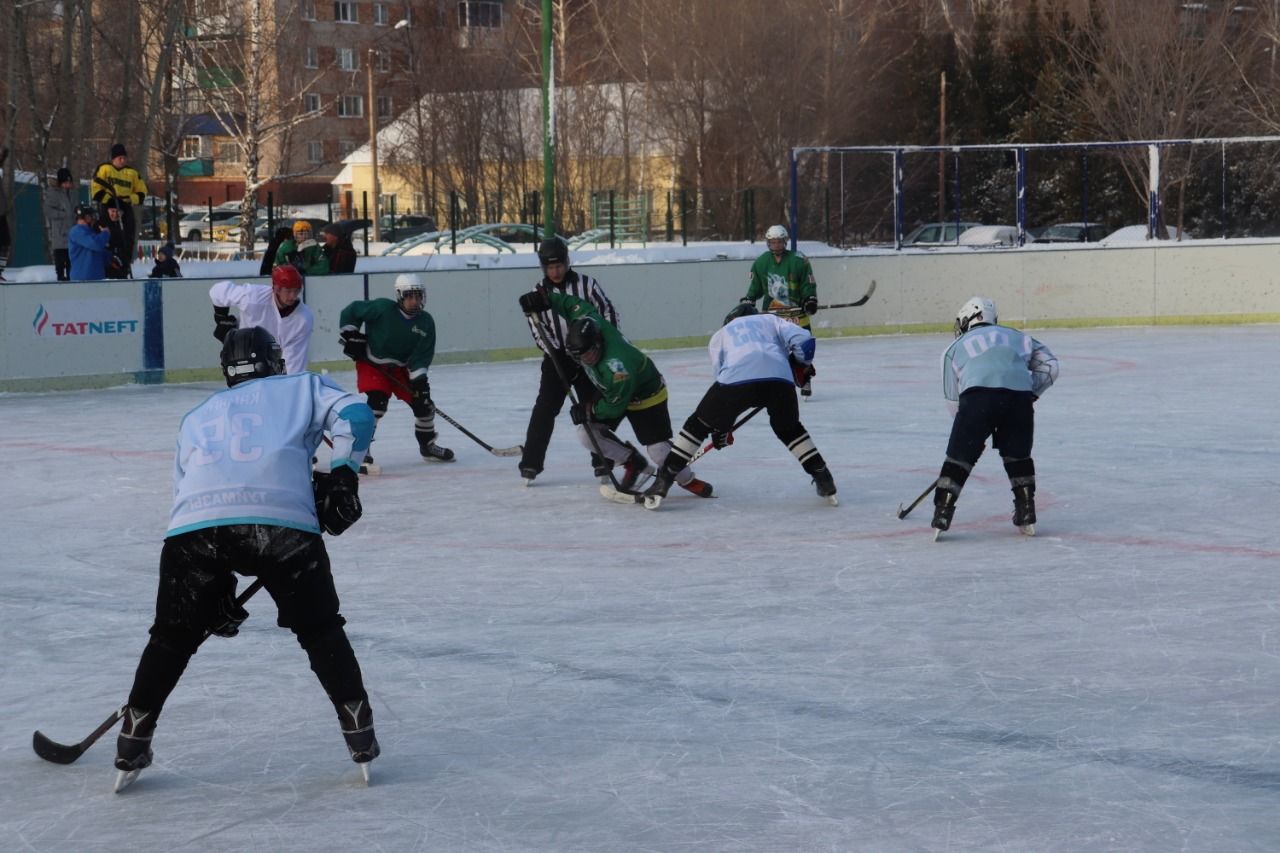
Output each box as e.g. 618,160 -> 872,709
957,225 -> 1020,247
901,221 -> 983,246
1103,224 -> 1180,242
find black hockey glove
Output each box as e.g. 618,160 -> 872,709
803,296 -> 819,315
569,403 -> 588,426
711,430 -> 733,450
212,306 -> 239,342
314,466 -> 363,536
519,289 -> 551,315
340,330 -> 369,362
790,357 -> 816,388
208,578 -> 249,638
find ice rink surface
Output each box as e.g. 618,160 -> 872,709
3,325 -> 1278,852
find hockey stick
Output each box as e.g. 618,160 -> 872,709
771,280 -> 879,318
528,314 -> 628,493
32,577 -> 266,765
896,478 -> 939,520
366,361 -> 523,457
685,405 -> 765,466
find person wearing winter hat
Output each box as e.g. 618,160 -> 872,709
321,222 -> 358,274
148,243 -> 182,278
273,219 -> 329,276
92,143 -> 148,277
44,167 -> 78,281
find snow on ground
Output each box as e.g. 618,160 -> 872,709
3,325 -> 1278,852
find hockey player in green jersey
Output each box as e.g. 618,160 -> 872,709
339,274 -> 454,472
742,224 -> 819,396
518,288 -> 711,497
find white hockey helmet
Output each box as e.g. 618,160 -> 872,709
765,224 -> 789,243
954,296 -> 998,337
394,273 -> 425,314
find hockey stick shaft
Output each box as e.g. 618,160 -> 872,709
897,478 -> 939,520
366,361 -> 522,457
771,280 -> 879,317
528,314 -> 626,492
32,578 -> 266,765
686,406 -> 765,466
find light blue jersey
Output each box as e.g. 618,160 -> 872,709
941,323 -> 1058,404
710,313 -> 816,385
168,373 -> 375,536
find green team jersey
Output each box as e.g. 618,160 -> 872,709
275,239 -> 329,276
339,298 -> 437,381
745,249 -> 817,328
546,291 -> 664,421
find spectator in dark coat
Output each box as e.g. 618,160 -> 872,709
102,202 -> 130,279
149,243 -> 182,278
322,223 -> 358,273
45,167 -> 78,281
260,225 -> 292,276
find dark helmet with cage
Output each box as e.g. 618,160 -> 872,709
220,326 -> 285,387
74,203 -> 97,222
723,302 -> 758,326
565,316 -> 603,364
536,237 -> 570,273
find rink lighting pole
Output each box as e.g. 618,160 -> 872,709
541,0 -> 554,238
367,47 -> 381,242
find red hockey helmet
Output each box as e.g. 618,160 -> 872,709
271,265 -> 304,290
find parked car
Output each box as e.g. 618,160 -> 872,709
902,221 -> 983,246
177,210 -> 241,242
1102,224 -> 1179,242
957,225 -> 1020,247
379,214 -> 437,242
252,217 -> 330,241
138,205 -> 184,240
1032,222 -> 1108,243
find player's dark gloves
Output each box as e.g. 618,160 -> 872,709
569,403 -> 588,426
314,466 -> 363,536
208,578 -> 249,638
519,290 -> 551,314
790,358 -> 816,388
803,296 -> 819,315
711,430 -> 733,450
212,306 -> 239,342
340,330 -> 369,362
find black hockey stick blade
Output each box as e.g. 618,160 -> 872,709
821,279 -> 877,310
33,707 -> 125,764
433,406 -> 523,457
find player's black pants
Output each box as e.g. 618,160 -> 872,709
666,379 -> 825,473
126,525 -> 369,717
936,388 -> 1036,500
520,352 -> 602,473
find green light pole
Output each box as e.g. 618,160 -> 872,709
541,0 -> 554,238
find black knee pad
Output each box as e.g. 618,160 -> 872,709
1002,456 -> 1035,488
365,391 -> 390,417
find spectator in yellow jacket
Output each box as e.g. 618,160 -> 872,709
92,143 -> 148,276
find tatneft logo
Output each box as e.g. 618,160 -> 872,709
32,302 -> 140,337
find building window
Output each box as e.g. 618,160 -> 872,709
377,95 -> 392,118
337,94 -> 363,117
304,93 -> 322,114
307,141 -> 324,163
334,1 -> 356,23
217,142 -> 241,163
303,46 -> 318,68
373,3 -> 388,25
181,136 -> 203,159
375,50 -> 391,72
339,141 -> 357,157
337,47 -> 357,71
300,0 -> 316,21
458,1 -> 502,28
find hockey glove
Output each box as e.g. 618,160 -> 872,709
314,467 -> 363,536
410,375 -> 433,410
790,358 -> 816,388
569,403 -> 588,426
213,306 -> 239,342
711,430 -> 733,450
340,330 -> 369,362
519,289 -> 551,315
803,296 -> 819,315
208,578 -> 249,638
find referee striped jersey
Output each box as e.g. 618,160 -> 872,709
526,270 -> 618,354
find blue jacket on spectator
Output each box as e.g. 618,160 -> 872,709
69,222 -> 111,280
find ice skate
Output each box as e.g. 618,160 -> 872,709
618,449 -> 655,492
678,478 -> 714,498
337,699 -> 380,784
420,442 -> 455,463
519,466 -> 539,487
1012,485 -> 1036,537
811,466 -> 838,506
642,469 -> 676,510
358,454 -> 381,476
112,706 -> 155,793
931,491 -> 956,540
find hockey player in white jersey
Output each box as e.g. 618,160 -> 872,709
209,265 -> 315,374
113,327 -> 381,791
641,303 -> 837,508
931,296 -> 1059,538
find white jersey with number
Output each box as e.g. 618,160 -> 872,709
167,372 -> 374,537
941,323 -> 1058,405
709,313 -> 816,386
210,280 -> 314,374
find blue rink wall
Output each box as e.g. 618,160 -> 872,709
2,241 -> 1278,390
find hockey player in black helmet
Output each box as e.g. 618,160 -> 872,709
929,296 -> 1059,539
515,236 -> 619,486
113,326 -> 381,790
